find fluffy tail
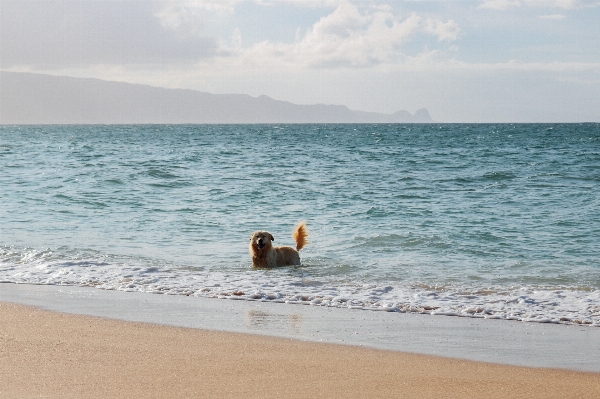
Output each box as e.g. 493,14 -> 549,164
292,221 -> 309,251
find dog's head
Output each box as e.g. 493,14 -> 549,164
249,231 -> 275,254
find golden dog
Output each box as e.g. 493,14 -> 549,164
249,221 -> 309,268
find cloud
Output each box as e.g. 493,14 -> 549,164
538,13 -> 567,18
155,0 -> 242,32
424,18 -> 461,42
410,59 -> 600,74
223,3 -> 460,68
478,0 -> 600,9
154,0 -> 343,31
254,0 -> 343,7
523,0 -> 581,8
0,0 -> 459,71
0,1 -> 221,69
478,0 -> 522,10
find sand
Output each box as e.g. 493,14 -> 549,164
1,302 -> 599,398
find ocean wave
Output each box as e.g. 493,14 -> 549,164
1,246 -> 598,327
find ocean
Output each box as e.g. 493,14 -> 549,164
1,123 -> 599,326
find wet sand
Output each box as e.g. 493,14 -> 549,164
1,302 -> 599,399
3,283 -> 600,371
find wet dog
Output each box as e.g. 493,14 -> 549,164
249,222 -> 309,268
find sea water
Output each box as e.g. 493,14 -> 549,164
1,124 -> 599,326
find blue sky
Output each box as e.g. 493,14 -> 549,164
1,0 -> 599,122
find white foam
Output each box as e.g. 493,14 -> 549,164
1,247 -> 598,327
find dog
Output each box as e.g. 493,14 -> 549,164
249,221 -> 309,268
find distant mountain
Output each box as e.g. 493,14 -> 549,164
0,72 -> 433,124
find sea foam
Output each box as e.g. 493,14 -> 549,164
1,245 -> 598,326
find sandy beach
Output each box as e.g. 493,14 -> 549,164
1,301 -> 599,398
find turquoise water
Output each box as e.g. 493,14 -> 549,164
1,124 -> 599,324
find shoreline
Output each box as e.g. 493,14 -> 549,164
1,282 -> 600,372
1,301 -> 600,398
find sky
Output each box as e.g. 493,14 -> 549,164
1,0 -> 599,122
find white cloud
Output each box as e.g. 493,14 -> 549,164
538,13 -> 567,18
155,0 -> 343,30
424,18 -> 461,41
0,1 -> 219,68
478,0 -> 522,10
523,0 -> 579,8
479,0 -> 600,9
155,0 -> 242,32
523,0 -> 600,10
254,0 -> 343,7
410,59 -> 600,73
218,3 -> 460,68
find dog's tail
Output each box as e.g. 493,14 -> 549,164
292,221 -> 309,251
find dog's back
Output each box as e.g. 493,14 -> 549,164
273,246 -> 301,266
275,221 -> 308,265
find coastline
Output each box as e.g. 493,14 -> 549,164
1,300 -> 600,398
1,283 -> 600,372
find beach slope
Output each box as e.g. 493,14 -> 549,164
1,302 -> 599,399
